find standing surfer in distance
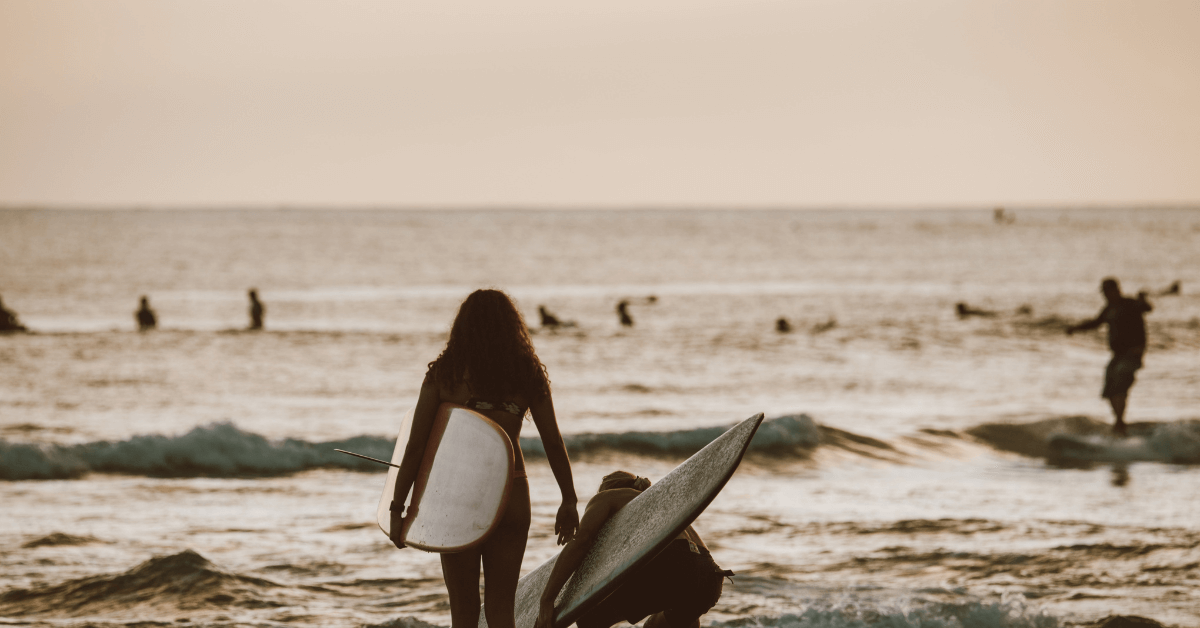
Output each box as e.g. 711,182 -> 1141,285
535,471 -> 728,628
390,289 -> 579,628
248,289 -> 264,330
1066,277 -> 1152,437
136,296 -> 157,331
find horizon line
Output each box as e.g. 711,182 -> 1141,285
3,202 -> 1200,213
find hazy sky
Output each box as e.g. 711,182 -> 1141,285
2,0 -> 1198,207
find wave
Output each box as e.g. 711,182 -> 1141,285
0,423 -> 395,480
967,416 -> 1200,464
0,550 -> 283,617
523,414 -> 823,459
360,600 -> 1069,628
22,533 -> 102,548
703,600 -> 1065,628
0,415 -> 827,481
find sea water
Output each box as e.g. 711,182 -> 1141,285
1,208 -> 1198,628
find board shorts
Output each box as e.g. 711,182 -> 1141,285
577,539 -> 726,628
1102,352 -> 1143,399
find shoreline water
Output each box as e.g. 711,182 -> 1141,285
3,208 -> 1199,627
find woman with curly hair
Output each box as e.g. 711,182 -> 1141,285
390,289 -> 579,628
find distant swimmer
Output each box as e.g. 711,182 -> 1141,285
1066,277 -> 1152,437
539,305 -> 562,328
535,471 -> 729,628
775,317 -> 792,333
617,300 -> 634,327
1156,280 -> 1181,296
956,302 -> 997,318
993,207 -> 1015,224
0,295 -> 27,333
248,289 -> 265,330
136,296 -> 157,331
810,317 -> 836,334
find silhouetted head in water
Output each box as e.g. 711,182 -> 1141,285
617,300 -> 634,327
598,470 -> 652,492
428,289 -> 550,401
136,296 -> 157,330
776,318 -> 792,333
1101,277 -> 1121,303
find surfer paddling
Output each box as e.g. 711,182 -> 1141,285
1066,277 -> 1152,437
536,471 -> 730,628
389,289 -> 579,628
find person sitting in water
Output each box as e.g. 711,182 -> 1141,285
955,302 -> 997,318
616,300 -> 634,327
1066,277 -> 1152,437
775,317 -> 792,333
136,296 -> 157,331
540,305 -> 563,328
0,295 -> 27,332
535,471 -> 730,628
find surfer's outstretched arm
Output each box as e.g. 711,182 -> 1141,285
389,375 -> 442,548
531,394 -> 579,545
1067,308 -> 1106,335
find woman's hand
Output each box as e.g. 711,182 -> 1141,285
389,510 -> 407,550
555,500 -> 579,545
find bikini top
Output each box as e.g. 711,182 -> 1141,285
465,397 -> 526,419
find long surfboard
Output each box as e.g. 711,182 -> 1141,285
375,403 -> 515,552
481,412 -> 764,628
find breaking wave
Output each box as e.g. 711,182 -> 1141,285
0,550 -> 284,616
0,423 -> 395,480
0,415 -> 827,481
967,416 -> 1200,464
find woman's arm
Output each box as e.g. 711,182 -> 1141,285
530,393 -> 579,545
534,494 -> 620,628
389,374 -> 442,548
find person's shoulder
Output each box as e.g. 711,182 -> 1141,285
588,488 -> 640,509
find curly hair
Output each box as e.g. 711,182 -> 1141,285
428,289 -> 550,402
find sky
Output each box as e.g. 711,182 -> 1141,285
1,0 -> 1198,208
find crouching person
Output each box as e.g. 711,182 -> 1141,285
535,471 -> 730,628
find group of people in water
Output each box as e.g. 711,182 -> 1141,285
1,278 -> 1176,626
0,289 -> 267,333
389,289 -> 727,628
396,279 -> 1167,628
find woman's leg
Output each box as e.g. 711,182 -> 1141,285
442,548 -> 483,628
481,478 -> 531,628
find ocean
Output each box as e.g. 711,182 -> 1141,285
1,208 -> 1198,628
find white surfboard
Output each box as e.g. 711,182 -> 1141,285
480,412 -> 764,628
376,403 -> 516,552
